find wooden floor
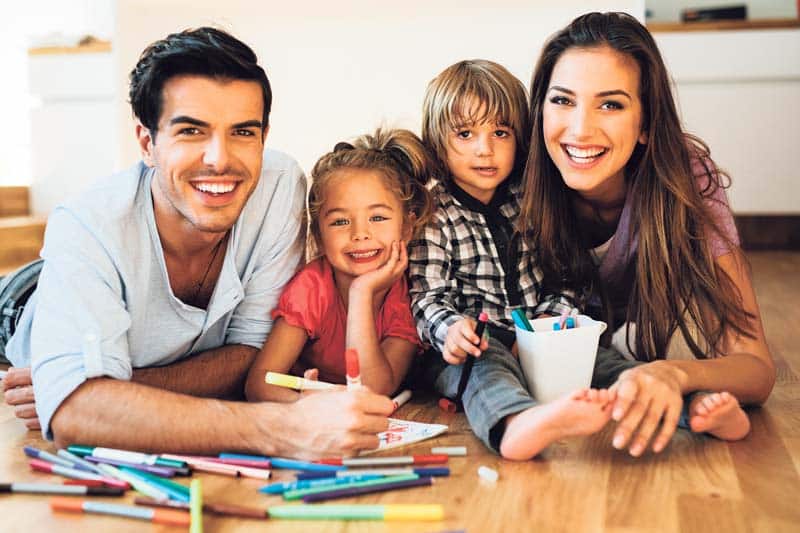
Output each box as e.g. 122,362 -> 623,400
1,251 -> 798,532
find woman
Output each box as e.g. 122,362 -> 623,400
520,12 -> 774,456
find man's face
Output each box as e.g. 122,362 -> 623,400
139,75 -> 266,236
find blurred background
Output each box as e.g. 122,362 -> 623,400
0,0 -> 798,273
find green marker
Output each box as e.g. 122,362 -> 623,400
190,479 -> 203,533
267,504 -> 444,521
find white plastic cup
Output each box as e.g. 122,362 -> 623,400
515,315 -> 607,403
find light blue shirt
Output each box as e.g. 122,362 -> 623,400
7,149 -> 307,438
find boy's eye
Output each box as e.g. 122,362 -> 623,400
548,95 -> 572,106
600,100 -> 624,111
330,218 -> 349,226
456,130 -> 472,139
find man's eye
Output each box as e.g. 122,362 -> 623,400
178,127 -> 201,135
235,129 -> 256,136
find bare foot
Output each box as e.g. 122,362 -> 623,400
688,392 -> 750,441
499,388 -> 615,461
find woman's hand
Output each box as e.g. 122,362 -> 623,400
609,361 -> 688,456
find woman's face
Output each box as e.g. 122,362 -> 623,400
542,45 -> 647,204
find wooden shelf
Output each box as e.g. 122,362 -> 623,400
28,39 -> 111,56
649,18 -> 800,32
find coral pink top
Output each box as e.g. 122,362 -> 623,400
271,257 -> 421,384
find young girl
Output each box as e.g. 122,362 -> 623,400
520,12 -> 774,456
245,129 -> 433,401
409,60 -> 632,461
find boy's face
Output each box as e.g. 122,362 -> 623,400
445,101 -> 516,205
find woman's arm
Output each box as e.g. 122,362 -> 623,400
244,318 -> 309,402
347,241 -> 416,395
610,250 -> 775,456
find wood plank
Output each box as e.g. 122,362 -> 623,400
0,186 -> 30,217
0,216 -> 46,275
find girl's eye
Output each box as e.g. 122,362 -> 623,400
456,130 -> 472,139
548,95 -> 572,106
600,100 -> 624,110
370,215 -> 388,222
494,129 -> 511,138
330,219 -> 349,227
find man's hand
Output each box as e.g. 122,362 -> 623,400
609,361 -> 688,456
274,389 -> 394,460
349,241 -> 407,296
442,318 -> 489,365
2,367 -> 40,430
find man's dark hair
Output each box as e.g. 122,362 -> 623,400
129,27 -> 271,140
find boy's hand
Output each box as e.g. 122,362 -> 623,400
349,241 -> 407,296
443,319 -> 489,365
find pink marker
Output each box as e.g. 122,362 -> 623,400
29,459 -> 129,490
345,348 -> 361,390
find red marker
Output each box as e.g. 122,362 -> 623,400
345,348 -> 361,390
316,454 -> 449,466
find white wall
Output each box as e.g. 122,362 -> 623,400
114,0 -> 644,175
655,28 -> 800,213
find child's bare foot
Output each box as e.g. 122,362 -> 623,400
499,388 -> 615,461
688,392 -> 750,441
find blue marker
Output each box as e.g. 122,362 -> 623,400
296,466 -> 450,481
260,474 -> 384,494
24,446 -> 94,472
269,457 -> 346,472
565,316 -> 576,329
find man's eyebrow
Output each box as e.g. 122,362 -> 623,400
233,120 -> 264,130
169,116 -> 209,127
548,86 -> 632,100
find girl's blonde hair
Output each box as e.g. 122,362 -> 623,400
307,128 -> 434,257
421,59 -> 530,181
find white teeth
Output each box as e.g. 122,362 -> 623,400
194,182 -> 236,194
565,146 -> 606,159
349,250 -> 379,259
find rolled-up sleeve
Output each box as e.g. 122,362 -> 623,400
29,208 -> 132,439
225,158 -> 307,348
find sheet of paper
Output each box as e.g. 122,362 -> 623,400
361,418 -> 448,455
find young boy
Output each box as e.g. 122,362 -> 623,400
409,60 -> 619,460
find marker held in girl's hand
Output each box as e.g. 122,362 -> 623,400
345,348 -> 362,390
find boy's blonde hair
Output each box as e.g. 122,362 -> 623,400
307,128 -> 435,258
422,59 -> 531,181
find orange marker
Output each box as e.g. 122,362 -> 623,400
51,497 -> 190,526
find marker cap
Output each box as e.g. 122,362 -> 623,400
345,348 -> 359,379
438,398 -> 457,413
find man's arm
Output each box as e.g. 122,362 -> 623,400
132,344 -> 257,399
51,377 -> 395,460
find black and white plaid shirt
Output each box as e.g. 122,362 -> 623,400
409,177 -> 575,353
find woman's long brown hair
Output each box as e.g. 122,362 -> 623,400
519,12 -> 754,361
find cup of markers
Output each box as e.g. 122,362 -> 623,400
514,313 -> 607,403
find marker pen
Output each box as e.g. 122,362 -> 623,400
345,348 -> 361,390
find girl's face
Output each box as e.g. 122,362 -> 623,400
318,168 -> 409,284
445,100 -> 516,205
542,45 -> 647,204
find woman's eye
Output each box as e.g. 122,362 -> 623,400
600,100 -> 624,110
549,95 -> 572,106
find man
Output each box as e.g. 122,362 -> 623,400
2,27 -> 393,458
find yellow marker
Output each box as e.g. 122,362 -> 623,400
265,372 -> 338,391
190,479 -> 202,533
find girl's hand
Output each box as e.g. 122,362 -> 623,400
349,241 -> 407,296
300,368 -> 345,397
443,319 -> 489,365
609,361 -> 688,456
